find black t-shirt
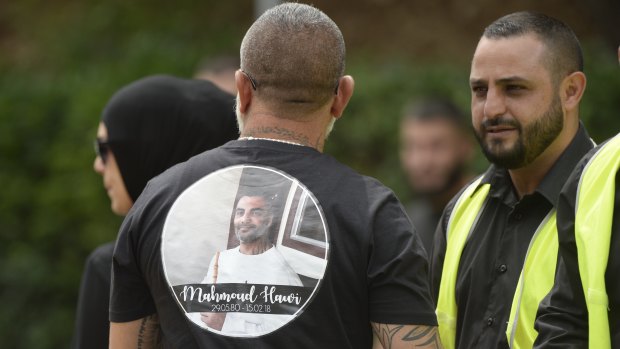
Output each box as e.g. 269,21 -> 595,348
111,139 -> 436,348
430,125 -> 593,349
71,242 -> 115,349
534,138 -> 620,348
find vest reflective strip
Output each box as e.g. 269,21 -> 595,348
436,176 -> 488,349
506,210 -> 558,348
574,134 -> 620,348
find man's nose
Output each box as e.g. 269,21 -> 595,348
484,87 -> 506,119
93,156 -> 104,174
241,212 -> 252,222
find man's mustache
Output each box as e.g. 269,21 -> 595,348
237,224 -> 257,230
481,117 -> 520,130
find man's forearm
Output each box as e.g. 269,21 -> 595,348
371,322 -> 443,349
110,314 -> 161,349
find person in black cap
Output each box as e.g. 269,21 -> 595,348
71,75 -> 238,349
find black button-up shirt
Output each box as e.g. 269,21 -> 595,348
430,124 -> 594,349
534,137 -> 620,348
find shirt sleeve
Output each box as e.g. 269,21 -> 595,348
367,190 -> 437,326
533,160 -> 589,348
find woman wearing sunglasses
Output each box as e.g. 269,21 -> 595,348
72,75 -> 238,349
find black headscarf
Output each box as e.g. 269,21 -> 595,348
102,75 -> 238,201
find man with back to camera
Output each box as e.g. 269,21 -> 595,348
532,45 -> 620,348
198,192 -> 303,334
109,3 -> 440,348
399,98 -> 475,254
430,11 -> 594,349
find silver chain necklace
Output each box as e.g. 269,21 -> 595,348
239,136 -> 305,147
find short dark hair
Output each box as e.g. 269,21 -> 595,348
236,194 -> 274,215
402,98 -> 468,132
240,3 -> 345,118
483,11 -> 583,83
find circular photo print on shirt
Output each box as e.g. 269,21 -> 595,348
161,165 -> 330,337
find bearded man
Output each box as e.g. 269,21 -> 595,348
430,11 -> 593,349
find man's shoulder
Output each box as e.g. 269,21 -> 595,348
446,171 -> 491,209
562,135 -> 619,197
85,241 -> 115,275
141,147 -> 230,201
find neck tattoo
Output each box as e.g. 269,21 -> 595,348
239,136 -> 305,147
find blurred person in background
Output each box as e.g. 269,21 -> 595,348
399,98 -> 475,254
71,75 -> 238,349
532,44 -> 620,348
193,54 -> 240,95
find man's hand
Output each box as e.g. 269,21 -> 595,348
200,312 -> 226,331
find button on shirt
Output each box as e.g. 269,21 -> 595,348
430,124 -> 594,349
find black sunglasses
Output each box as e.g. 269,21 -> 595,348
94,139 -> 111,164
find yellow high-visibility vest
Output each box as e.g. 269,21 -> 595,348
436,176 -> 487,349
436,176 -> 558,349
506,210 -> 557,348
573,133 -> 620,348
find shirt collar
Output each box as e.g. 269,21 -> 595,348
472,122 -> 594,206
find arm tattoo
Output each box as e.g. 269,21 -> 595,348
372,323 -> 442,349
137,314 -> 162,349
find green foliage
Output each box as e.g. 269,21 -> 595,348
1,1 -> 619,348
580,41 -> 620,143
0,1 -> 249,348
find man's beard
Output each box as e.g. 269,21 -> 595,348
475,95 -> 563,169
235,223 -> 270,244
235,95 -> 337,138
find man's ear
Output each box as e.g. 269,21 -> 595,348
235,70 -> 253,113
560,71 -> 586,113
330,75 -> 355,119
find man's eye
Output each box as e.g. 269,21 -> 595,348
472,86 -> 487,96
506,85 -> 524,92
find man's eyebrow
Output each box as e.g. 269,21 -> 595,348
496,76 -> 528,84
469,78 -> 486,86
469,76 -> 529,86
